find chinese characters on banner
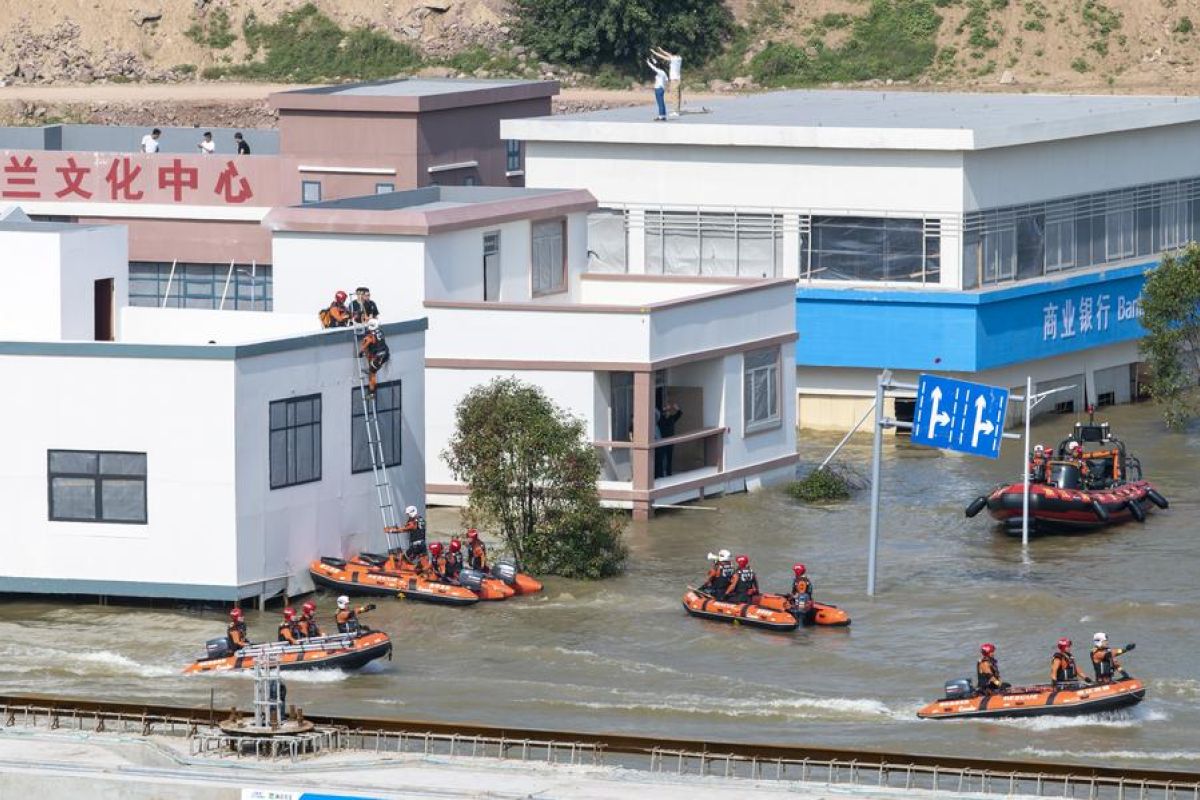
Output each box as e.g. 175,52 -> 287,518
1,153 -> 256,205
1042,292 -> 1142,341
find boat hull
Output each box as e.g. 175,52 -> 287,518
184,632 -> 392,675
309,558 -> 479,606
985,480 -> 1157,533
917,678 -> 1146,720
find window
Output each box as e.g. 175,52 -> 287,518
301,180 -> 322,204
483,231 -> 501,302
1097,391 -> 1116,407
48,450 -> 147,524
609,372 -> 634,442
1158,185 -> 1189,249
743,347 -> 780,431
808,216 -> 931,282
463,175 -> 478,187
1106,195 -> 1135,260
351,382 -> 401,473
1044,203 -> 1075,272
506,139 -> 522,173
129,262 -> 272,311
269,395 -> 322,489
374,183 -> 395,195
531,218 -> 566,295
646,210 -> 783,277
587,209 -> 628,273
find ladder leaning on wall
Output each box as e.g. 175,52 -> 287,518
351,323 -> 405,553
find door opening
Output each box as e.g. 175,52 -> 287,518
94,278 -> 114,341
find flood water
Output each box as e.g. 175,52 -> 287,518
2,402 -> 1197,771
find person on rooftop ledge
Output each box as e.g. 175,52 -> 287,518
646,56 -> 668,121
650,46 -> 683,116
351,286 -> 379,323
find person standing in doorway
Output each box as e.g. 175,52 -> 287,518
140,128 -> 161,153
655,398 -> 683,478
234,132 -> 251,155
651,46 -> 683,116
646,57 -> 668,121
198,131 -> 215,155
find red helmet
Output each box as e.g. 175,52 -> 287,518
1057,637 -> 1072,652
335,290 -> 347,303
301,601 -> 316,615
466,528 -> 479,540
449,538 -> 462,553
429,542 -> 443,556
229,608 -> 243,621
283,607 -> 295,621
735,555 -> 749,569
792,563 -> 806,576
980,643 -> 995,656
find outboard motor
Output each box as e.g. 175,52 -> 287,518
205,637 -> 232,660
491,560 -> 519,587
458,568 -> 486,593
943,678 -> 974,700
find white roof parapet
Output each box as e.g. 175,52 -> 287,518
503,90 -> 1200,152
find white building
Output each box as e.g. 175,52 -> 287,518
0,219 -> 426,602
264,186 -> 798,519
503,91 -> 1200,429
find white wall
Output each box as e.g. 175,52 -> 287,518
723,341 -> 797,473
578,277 -> 743,304
0,353 -> 240,591
121,306 -> 316,344
233,328 -> 426,593
58,225 -> 127,341
425,304 -> 651,362
0,230 -> 60,340
650,283 -> 795,362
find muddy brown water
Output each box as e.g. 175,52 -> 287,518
2,402 -> 1196,770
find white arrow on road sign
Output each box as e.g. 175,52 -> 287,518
927,386 -> 951,438
971,394 -> 996,447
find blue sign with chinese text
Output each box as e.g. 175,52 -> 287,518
910,374 -> 1009,459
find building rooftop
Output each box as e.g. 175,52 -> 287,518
503,89 -> 1200,151
264,185 -> 595,236
271,77 -> 559,114
0,220 -> 109,234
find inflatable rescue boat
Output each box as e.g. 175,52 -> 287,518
917,676 -> 1146,720
965,420 -> 1168,534
309,557 -> 479,606
681,590 -> 851,631
183,632 -> 392,674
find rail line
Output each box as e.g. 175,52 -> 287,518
2,693 -> 1198,799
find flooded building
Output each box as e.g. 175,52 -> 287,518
0,77 -> 555,314
0,215 -> 427,601
503,91 -> 1199,429
264,186 -> 798,519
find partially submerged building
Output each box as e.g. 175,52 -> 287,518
503,91 -> 1197,429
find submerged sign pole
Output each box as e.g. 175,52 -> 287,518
867,372 -> 885,597
1022,375 -> 1033,549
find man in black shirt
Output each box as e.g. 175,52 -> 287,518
654,399 -> 683,478
234,132 -> 251,155
351,286 -> 380,323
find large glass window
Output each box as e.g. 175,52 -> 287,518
1044,203 -> 1075,273
646,211 -> 783,277
129,262 -> 272,311
532,218 -> 566,295
587,209 -> 628,273
1105,194 -> 1135,260
351,382 -> 401,474
269,395 -> 322,490
483,231 -> 501,301
1158,185 -> 1189,249
609,372 -> 634,442
743,347 -> 780,431
808,216 -> 931,282
48,450 -> 147,524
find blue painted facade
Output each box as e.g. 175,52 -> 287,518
794,263 -> 1150,372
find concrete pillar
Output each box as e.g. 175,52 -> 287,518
631,370 -> 654,520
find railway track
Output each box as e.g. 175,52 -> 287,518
2,692 -> 1198,798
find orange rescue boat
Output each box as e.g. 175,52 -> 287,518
350,553 -> 515,601
917,676 -> 1146,719
183,632 -> 392,674
309,557 -> 479,606
682,589 -> 800,631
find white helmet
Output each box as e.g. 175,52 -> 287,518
1067,440 -> 1080,451
336,595 -> 350,609
718,549 -> 731,561
367,319 -> 380,332
1093,631 -> 1108,647
405,505 -> 418,517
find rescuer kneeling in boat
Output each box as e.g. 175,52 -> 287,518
466,528 -> 488,570
445,538 -> 465,582
278,607 -> 301,645
1050,637 -> 1092,687
701,549 -> 734,599
335,595 -> 376,635
227,608 -> 250,651
976,643 -> 1011,694
298,601 -> 321,638
1091,632 -> 1135,683
422,541 -> 448,581
725,555 -> 760,603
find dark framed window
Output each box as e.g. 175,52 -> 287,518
483,231 -> 501,302
506,139 -> 522,173
269,394 -> 322,489
531,217 -> 566,296
301,180 -> 322,204
374,182 -> 395,194
351,381 -> 402,473
48,450 -> 147,524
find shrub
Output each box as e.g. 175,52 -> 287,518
786,465 -> 863,503
185,8 -> 237,50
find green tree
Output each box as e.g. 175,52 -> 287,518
1140,244 -> 1200,428
444,377 -> 628,579
509,0 -> 733,70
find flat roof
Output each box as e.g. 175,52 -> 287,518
265,186 -> 595,236
503,89 -> 1200,151
271,78 -> 559,114
0,220 -> 110,234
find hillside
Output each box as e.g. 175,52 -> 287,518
2,0 -> 1200,95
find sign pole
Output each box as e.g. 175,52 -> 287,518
1022,375 -> 1032,549
867,371 -> 885,597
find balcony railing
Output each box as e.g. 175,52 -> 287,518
594,426 -> 726,486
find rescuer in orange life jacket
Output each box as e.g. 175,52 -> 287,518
444,538 -> 465,582
226,608 -> 250,651
1028,443 -> 1049,482
422,542 -> 448,581
976,643 -> 1011,694
724,555 -> 760,604
1050,637 -> 1093,687
700,549 -> 734,600
465,528 -> 488,571
298,601 -> 321,638
277,607 -> 301,645
1091,632 -> 1135,684
335,595 -> 376,635
358,319 -> 390,398
790,563 -> 813,598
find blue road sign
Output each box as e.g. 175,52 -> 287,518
910,374 -> 1009,459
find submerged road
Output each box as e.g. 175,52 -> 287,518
1,403 -> 1196,770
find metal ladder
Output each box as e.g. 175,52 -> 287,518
352,324 -> 404,552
